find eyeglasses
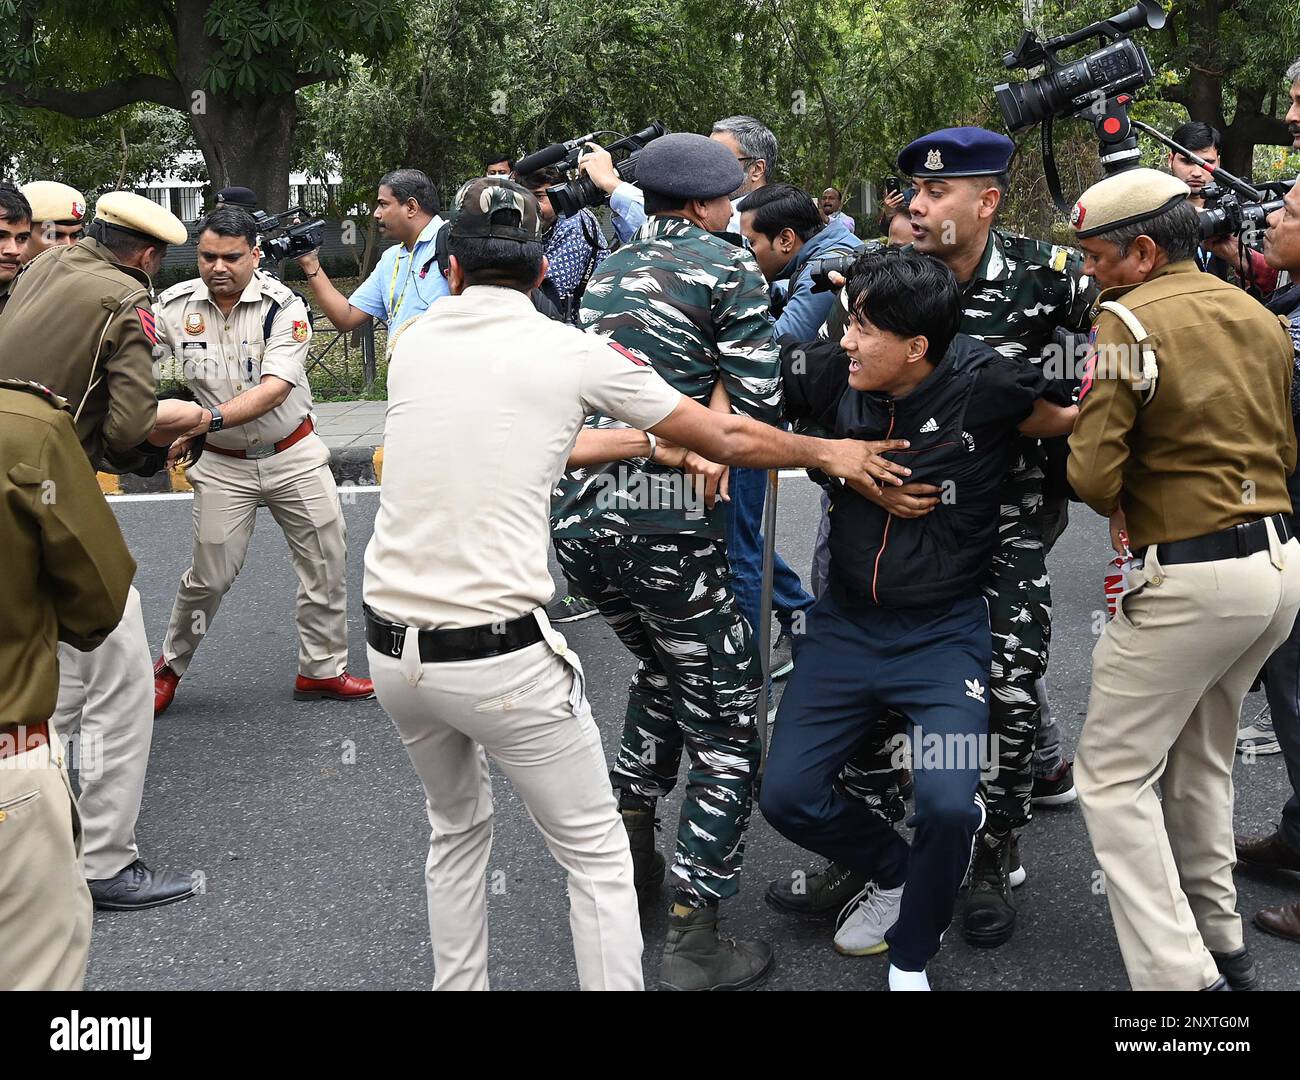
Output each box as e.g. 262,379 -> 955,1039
736,156 -> 760,168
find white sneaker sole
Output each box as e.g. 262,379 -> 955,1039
1032,786 -> 1078,807
1236,740 -> 1282,755
834,937 -> 890,957
771,657 -> 795,679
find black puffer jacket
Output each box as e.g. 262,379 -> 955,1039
783,333 -> 1044,608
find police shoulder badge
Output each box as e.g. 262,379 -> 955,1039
924,148 -> 943,171
184,311 -> 205,336
291,320 -> 309,343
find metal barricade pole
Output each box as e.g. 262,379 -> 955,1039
755,468 -> 779,773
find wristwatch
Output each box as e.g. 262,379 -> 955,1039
207,404 -> 225,433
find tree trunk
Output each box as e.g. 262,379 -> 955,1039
188,93 -> 298,212
173,0 -> 295,212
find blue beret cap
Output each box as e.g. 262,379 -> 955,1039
897,127 -> 1015,179
636,133 -> 744,201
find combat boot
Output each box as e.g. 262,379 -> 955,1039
621,808 -> 665,902
962,829 -> 1017,948
659,904 -> 774,991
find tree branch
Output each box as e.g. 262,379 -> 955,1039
2,74 -> 185,116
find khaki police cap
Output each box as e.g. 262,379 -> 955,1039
94,191 -> 188,246
21,181 -> 88,224
1069,168 -> 1190,239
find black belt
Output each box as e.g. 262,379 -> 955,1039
363,605 -> 544,662
1138,513 -> 1294,566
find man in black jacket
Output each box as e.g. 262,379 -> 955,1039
758,249 -> 1075,990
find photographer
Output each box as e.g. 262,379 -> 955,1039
517,164 -> 609,324
1167,121 -> 1279,295
294,169 -> 448,337
579,115 -> 778,243
1234,175 -> 1300,945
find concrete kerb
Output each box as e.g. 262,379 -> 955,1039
100,441 -> 385,495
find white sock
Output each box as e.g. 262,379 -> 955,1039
888,964 -> 931,991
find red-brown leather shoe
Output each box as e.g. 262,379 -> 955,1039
293,672 -> 375,702
1254,902 -> 1300,944
154,657 -> 180,716
1235,830 -> 1300,873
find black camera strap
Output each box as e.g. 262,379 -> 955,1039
1042,115 -> 1073,216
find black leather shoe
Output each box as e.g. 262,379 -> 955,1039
1210,946 -> 1259,990
88,859 -> 197,911
765,861 -> 868,917
962,830 -> 1017,948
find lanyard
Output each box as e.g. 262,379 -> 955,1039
387,245 -> 416,324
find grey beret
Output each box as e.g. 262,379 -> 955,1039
636,132 -> 744,201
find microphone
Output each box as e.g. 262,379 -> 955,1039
514,131 -> 605,176
514,143 -> 569,175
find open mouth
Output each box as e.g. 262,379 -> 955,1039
848,359 -> 861,373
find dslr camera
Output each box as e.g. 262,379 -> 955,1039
1197,179 -> 1294,243
253,206 -> 326,263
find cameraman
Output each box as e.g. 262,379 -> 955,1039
737,182 -> 863,343
1167,122 -> 1278,295
578,115 -> 778,243
1235,176 -> 1300,945
295,169 -> 448,337
517,165 -> 609,324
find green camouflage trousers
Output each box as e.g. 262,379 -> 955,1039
553,533 -> 762,905
837,515 -> 1051,835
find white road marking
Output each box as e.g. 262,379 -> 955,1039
110,472 -> 814,502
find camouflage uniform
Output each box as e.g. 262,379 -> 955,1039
551,215 -> 781,905
844,230 -> 1093,835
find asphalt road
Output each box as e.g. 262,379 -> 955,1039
84,479 -> 1300,991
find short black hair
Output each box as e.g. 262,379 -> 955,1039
0,183 -> 32,224
643,189 -> 689,216
1171,121 -> 1221,153
845,248 -> 961,363
448,231 -> 545,291
736,183 -> 824,242
379,168 -> 440,215
196,206 -> 258,248
518,165 -> 564,190
87,219 -> 156,259
483,152 -> 514,169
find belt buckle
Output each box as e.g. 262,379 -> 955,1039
245,443 -> 276,460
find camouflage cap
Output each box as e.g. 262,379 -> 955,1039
449,177 -> 543,242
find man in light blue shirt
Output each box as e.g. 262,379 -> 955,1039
295,169 -> 449,340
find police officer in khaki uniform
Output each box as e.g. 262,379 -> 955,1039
20,180 -> 88,261
152,206 -> 372,714
0,191 -> 205,910
0,378 -> 138,989
366,177 -> 902,990
1068,168 -> 1300,991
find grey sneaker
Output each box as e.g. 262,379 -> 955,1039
771,632 -> 795,679
1237,705 -> 1281,755
545,593 -> 598,623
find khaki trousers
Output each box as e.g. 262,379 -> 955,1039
162,433 -> 349,679
0,723 -> 92,990
53,586 -> 154,880
368,615 -> 643,991
1077,525 -> 1300,990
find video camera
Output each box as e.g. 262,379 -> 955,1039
253,206 -> 325,263
516,123 -> 666,220
1197,179 -> 1294,243
806,242 -> 886,294
995,0 -> 1164,134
